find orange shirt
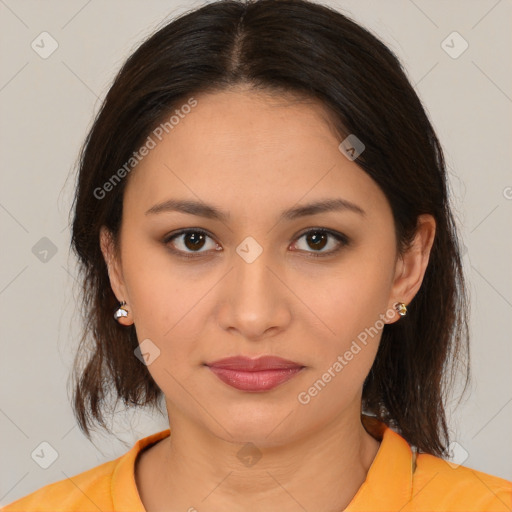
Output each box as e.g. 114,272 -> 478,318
2,419 -> 511,512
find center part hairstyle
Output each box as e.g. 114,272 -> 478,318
70,0 -> 470,457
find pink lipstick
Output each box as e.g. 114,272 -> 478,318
205,355 -> 304,392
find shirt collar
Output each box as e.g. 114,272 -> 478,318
111,415 -> 413,511
112,428 -> 171,511
345,414 -> 414,511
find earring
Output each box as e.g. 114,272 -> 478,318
395,302 -> 407,317
114,301 -> 129,321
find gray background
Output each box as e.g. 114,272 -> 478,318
1,0 -> 511,505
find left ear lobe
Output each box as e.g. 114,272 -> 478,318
389,214 -> 436,308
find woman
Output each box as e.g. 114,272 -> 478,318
3,0 -> 510,511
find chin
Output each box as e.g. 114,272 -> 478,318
208,404 -> 301,447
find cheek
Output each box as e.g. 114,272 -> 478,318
309,248 -> 395,338
126,273 -> 206,362
297,249 -> 395,391
120,239 -> 222,377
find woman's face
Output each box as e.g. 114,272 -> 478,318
102,89 -> 433,445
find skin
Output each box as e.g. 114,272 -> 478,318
100,87 -> 436,512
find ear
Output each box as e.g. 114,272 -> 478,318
99,226 -> 133,326
386,214 -> 436,323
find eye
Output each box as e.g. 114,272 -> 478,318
163,228 -> 220,259
290,228 -> 349,258
163,227 -> 349,259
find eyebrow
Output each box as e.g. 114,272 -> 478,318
145,197 -> 366,221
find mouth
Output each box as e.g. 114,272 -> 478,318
204,355 -> 305,392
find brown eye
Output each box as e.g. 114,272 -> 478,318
164,229 -> 219,256
305,231 -> 328,251
164,227 -> 349,260
292,228 -> 349,257
182,232 -> 207,251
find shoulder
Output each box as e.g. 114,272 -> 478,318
1,458 -> 118,512
1,429 -> 170,512
411,452 -> 512,511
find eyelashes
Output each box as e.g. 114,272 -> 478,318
162,227 -> 350,260
163,228 -> 219,258
290,228 -> 349,257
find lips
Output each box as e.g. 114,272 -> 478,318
205,355 -> 305,392
206,355 -> 303,371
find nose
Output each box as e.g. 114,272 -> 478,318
216,247 -> 292,341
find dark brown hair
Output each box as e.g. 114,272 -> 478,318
69,0 -> 470,457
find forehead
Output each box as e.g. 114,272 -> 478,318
122,89 -> 389,221
161,88 -> 341,161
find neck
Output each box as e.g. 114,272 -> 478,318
138,409 -> 381,512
